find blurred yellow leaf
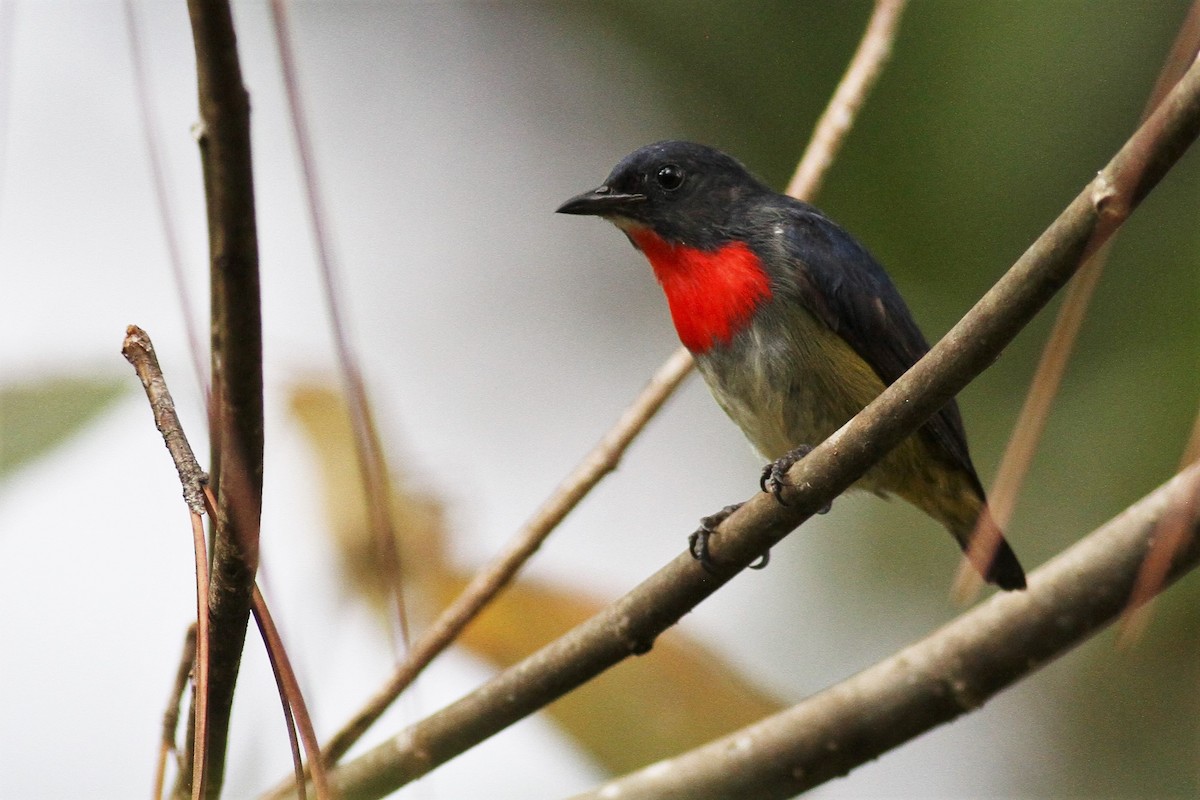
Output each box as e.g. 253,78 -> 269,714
290,380 -> 783,774
436,573 -> 784,774
289,382 -> 446,615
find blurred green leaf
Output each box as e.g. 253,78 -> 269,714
0,375 -> 126,477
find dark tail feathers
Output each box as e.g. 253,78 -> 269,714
966,507 -> 1026,591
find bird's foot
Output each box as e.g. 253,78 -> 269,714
760,445 -> 831,513
688,502 -> 770,572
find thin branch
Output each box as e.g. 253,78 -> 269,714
571,462 -> 1200,800
122,326 -> 208,515
291,2 -> 910,782
122,325 -> 213,799
273,53 -> 1200,800
124,324 -> 327,798
186,1 -> 266,796
267,0 -> 410,650
1108,0 -> 1200,629
1120,401 -> 1200,643
153,625 -> 196,800
955,0 -> 1200,599
785,0 -> 908,201
249,582 -> 334,800
188,510 -> 211,800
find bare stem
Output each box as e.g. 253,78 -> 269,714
186,0 -> 266,795
153,625 -> 196,800
249,583 -> 334,800
122,325 -> 214,799
122,326 -> 208,515
188,511 -> 211,800
571,463 -> 1200,800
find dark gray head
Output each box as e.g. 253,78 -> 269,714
556,141 -> 773,247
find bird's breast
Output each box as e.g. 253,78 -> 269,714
628,229 -> 772,353
694,304 -> 888,463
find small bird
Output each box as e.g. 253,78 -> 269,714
557,140 -> 1025,590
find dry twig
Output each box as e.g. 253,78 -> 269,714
153,625 -> 196,800
573,462 -> 1200,800
122,326 -> 213,800
124,324 -> 329,799
184,1 -> 266,795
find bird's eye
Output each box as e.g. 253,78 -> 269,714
655,164 -> 685,191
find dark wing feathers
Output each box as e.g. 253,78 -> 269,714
756,201 -> 982,487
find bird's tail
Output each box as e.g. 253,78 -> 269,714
956,502 -> 1026,591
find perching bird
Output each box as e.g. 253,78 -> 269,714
557,140 -> 1025,590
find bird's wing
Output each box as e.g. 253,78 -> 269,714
762,203 -> 981,485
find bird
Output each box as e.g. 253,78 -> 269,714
556,140 -> 1026,590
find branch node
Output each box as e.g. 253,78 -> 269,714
612,613 -> 655,656
1090,171 -> 1120,216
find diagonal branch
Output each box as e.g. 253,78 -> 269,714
955,0 -> 1200,599
572,462 -> 1200,800
280,54 -> 1200,800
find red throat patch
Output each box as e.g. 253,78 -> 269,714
629,229 -> 772,353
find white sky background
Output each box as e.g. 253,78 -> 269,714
0,3 -> 1048,797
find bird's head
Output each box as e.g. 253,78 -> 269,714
556,140 -> 771,247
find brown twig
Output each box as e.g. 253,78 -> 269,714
124,323 -> 328,798
571,462 -> 1200,800
186,1 -> 266,795
1120,403 -> 1200,643
289,3 -> 911,782
311,347 -> 694,773
188,510 -> 211,800
954,0 -> 1200,600
272,55 -> 1200,800
122,327 -> 208,515
153,625 -> 197,800
248,581 -> 335,800
266,0 -> 410,651
122,325 -> 213,799
1108,1 -> 1200,631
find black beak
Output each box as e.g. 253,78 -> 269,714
556,185 -> 647,217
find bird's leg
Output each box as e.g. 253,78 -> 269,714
688,502 -> 770,572
760,444 -> 832,514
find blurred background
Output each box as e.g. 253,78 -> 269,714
1,1 -> 1198,797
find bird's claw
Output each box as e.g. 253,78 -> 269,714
760,445 -> 831,513
688,502 -> 770,572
